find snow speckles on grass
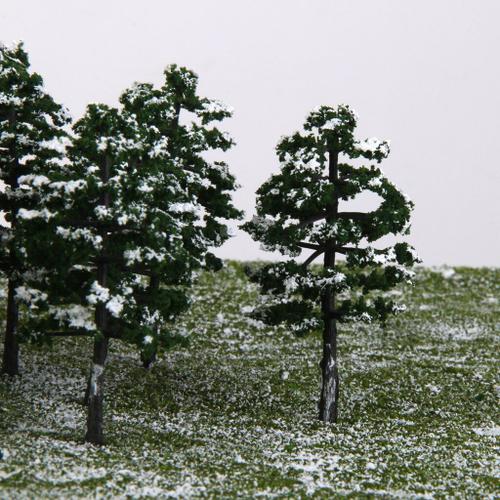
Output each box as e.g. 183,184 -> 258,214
0,263 -> 498,497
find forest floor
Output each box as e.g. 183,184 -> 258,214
0,262 -> 498,498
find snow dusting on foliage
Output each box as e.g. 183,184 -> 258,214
0,41 -> 70,306
6,60 -> 241,369
243,104 -> 418,334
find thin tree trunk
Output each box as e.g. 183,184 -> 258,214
319,149 -> 340,423
141,349 -> 156,370
83,376 -> 91,406
2,280 -> 19,376
85,155 -> 111,444
141,274 -> 160,370
85,336 -> 109,444
319,285 -> 339,422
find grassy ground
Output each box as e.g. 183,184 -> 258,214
0,262 -> 498,498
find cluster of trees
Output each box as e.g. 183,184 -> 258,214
1,42 -> 418,444
0,42 -> 241,444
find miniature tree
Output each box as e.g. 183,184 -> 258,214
119,64 -> 242,368
243,105 -> 418,423
20,65 -> 240,444
0,41 -> 70,375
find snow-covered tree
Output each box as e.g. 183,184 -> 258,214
119,64 -> 242,367
20,65 -> 241,444
243,105 -> 419,423
0,41 -> 70,375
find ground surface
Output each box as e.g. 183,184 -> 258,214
0,263 -> 498,498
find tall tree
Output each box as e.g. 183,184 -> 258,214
119,64 -> 242,367
20,65 -> 241,444
0,41 -> 70,375
243,105 -> 419,422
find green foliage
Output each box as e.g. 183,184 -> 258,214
0,41 -> 70,325
243,104 -> 419,331
8,56 -> 241,356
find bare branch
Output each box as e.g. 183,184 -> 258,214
303,248 -> 325,268
297,241 -> 321,250
297,243 -> 360,257
335,246 -> 363,254
336,212 -> 370,222
298,212 -> 328,227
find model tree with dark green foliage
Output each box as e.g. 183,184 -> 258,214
243,105 -> 419,423
118,65 -> 242,368
18,65 -> 241,444
0,41 -> 70,376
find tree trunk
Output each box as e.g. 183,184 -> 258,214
141,274 -> 160,370
141,350 -> 156,370
82,373 -> 91,406
319,290 -> 339,422
85,336 -> 109,445
1,280 -> 19,376
85,154 -> 111,444
319,148 -> 340,423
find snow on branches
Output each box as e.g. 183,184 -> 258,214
0,49 -> 242,441
243,104 -> 418,423
243,104 -> 419,331
0,41 -> 71,375
16,64 -> 241,359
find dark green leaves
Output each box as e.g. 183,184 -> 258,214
243,104 -> 418,331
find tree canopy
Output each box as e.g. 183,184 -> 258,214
4,60 -> 241,443
0,41 -> 70,375
18,65 -> 242,356
243,104 -> 419,334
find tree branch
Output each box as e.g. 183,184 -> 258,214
335,246 -> 363,254
298,210 -> 370,228
297,242 -> 360,256
63,219 -> 140,233
298,212 -> 328,227
91,257 -> 157,277
303,248 -> 325,268
297,241 -> 321,250
336,212 -> 370,222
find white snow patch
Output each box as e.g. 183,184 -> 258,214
90,364 -> 105,396
473,426 -> 500,437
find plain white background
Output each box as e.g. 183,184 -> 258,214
1,0 -> 499,266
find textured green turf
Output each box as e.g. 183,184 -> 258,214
0,263 -> 498,498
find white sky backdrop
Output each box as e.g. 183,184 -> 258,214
1,0 -> 499,266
